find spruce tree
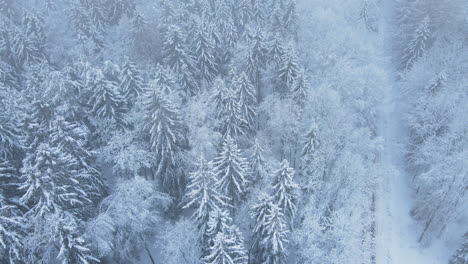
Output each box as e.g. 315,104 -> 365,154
119,57 -> 144,103
0,175 -> 23,264
202,232 -> 248,264
178,63 -> 199,99
184,157 -> 228,235
250,193 -> 274,263
56,212 -> 99,264
290,71 -> 309,106
144,89 -> 187,198
193,27 -> 218,82
402,16 -> 431,70
249,139 -> 268,183
260,204 -> 289,264
163,25 -> 196,75
277,47 -> 300,94
268,34 -> 286,64
85,69 -> 127,127
213,136 -> 249,208
235,72 -> 257,135
271,160 -> 299,227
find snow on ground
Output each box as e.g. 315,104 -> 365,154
375,57 -> 449,263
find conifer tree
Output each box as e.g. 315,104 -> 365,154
277,47 -> 299,94
282,0 -> 297,37
271,160 -> 299,227
163,25 -> 196,75
268,34 -> 286,64
119,57 -> 144,103
144,89 -> 188,198
260,204 -> 289,264
184,157 -> 228,235
206,208 -> 233,243
235,73 -> 257,135
193,27 -> 218,82
151,65 -> 177,94
249,139 -> 268,183
290,71 -> 309,106
221,90 -> 246,139
0,176 -> 23,264
202,232 -> 248,264
56,212 -> 99,264
178,63 -> 199,99
213,136 -> 249,208
250,193 -> 274,263
19,143 -> 95,218
86,69 -> 127,127
402,16 -> 431,70
302,124 -> 320,156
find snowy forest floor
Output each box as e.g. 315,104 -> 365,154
374,63 -> 449,264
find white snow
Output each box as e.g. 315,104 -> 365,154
375,47 -> 449,263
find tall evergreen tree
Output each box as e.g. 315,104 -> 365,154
144,89 -> 188,198
184,157 -> 228,235
235,72 -> 257,135
202,232 -> 248,264
290,71 -> 309,106
193,26 -> 218,82
260,204 -> 289,264
250,193 -> 274,263
163,25 -> 196,75
271,160 -> 299,227
119,57 -> 144,103
213,136 -> 249,208
277,47 -> 300,94
55,212 -> 99,264
249,139 -> 268,183
85,69 -> 127,127
401,16 -> 431,70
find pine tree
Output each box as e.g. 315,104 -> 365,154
193,27 -> 218,82
19,143 -> 94,218
449,233 -> 467,264
163,25 -> 196,75
0,176 -> 23,264
402,16 -> 431,70
271,160 -> 299,227
0,113 -> 21,158
202,232 -> 248,264
86,68 -> 127,127
119,57 -> 144,103
246,28 -> 268,78
184,157 -> 228,235
250,193 -> 274,262
249,139 -> 268,183
178,63 -> 199,99
234,0 -> 252,31
206,208 -> 233,243
277,47 -> 300,94
144,89 -> 188,198
302,124 -> 320,156
290,71 -> 309,106
235,72 -> 257,135
222,89 -> 246,139
150,65 -> 177,94
282,0 -> 297,37
268,34 -> 286,64
213,136 -> 249,207
48,117 -> 102,202
260,204 -> 289,264
211,78 -> 229,120
56,212 -> 99,264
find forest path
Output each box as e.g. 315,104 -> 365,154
374,89 -> 442,264
374,8 -> 445,261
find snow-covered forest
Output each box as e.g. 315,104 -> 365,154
0,0 -> 466,263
